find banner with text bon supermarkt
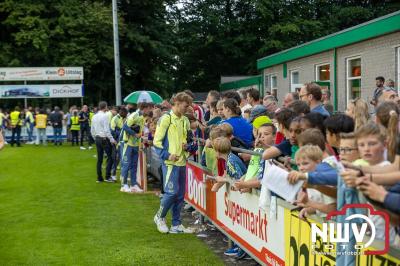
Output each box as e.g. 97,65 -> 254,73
184,161 -> 400,266
185,161 -> 285,265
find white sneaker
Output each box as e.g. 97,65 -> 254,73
169,224 -> 194,234
120,185 -> 130,192
130,185 -> 143,193
154,214 -> 169,233
111,176 -> 117,181
88,146 -> 93,150
80,146 -> 86,150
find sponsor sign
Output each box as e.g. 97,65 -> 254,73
215,185 -> 285,266
184,161 -> 400,265
0,84 -> 83,98
285,209 -> 336,266
185,162 -> 216,220
0,67 -> 83,81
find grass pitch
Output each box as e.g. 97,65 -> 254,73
0,145 -> 223,265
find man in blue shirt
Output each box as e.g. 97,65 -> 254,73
299,83 -> 330,117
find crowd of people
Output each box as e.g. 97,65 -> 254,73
0,105 -> 98,148
148,77 -> 400,261
1,75 -> 399,262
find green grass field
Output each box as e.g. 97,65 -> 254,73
0,145 -> 223,265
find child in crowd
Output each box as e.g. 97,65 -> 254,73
338,133 -> 360,164
375,102 -> 399,162
323,114 -> 355,156
216,100 -> 226,120
146,118 -> 158,146
219,123 -> 249,163
211,137 -> 246,192
206,100 -> 222,126
233,123 -> 276,193
201,126 -> 227,174
344,123 -> 397,244
242,109 -> 251,120
262,108 -> 298,163
288,128 -> 339,186
294,145 -> 336,219
354,123 -> 389,167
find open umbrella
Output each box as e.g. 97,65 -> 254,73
123,90 -> 163,104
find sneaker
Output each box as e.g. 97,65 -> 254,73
224,246 -> 239,256
120,185 -> 130,192
80,146 -> 86,150
105,178 -> 115,183
154,214 -> 169,233
88,146 -> 93,150
169,224 -> 194,234
111,176 -> 117,181
235,248 -> 247,260
130,185 -> 143,193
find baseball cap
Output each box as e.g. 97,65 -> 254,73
248,104 -> 268,123
252,115 -> 272,129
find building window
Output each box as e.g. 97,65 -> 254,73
316,63 -> 330,81
346,57 -> 361,102
290,70 -> 302,92
264,72 -> 270,93
397,47 -> 400,94
271,75 -> 277,89
264,73 -> 277,95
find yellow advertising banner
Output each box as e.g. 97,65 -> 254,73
284,209 -> 400,266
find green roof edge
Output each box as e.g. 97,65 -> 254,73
257,11 -> 400,70
220,75 -> 262,91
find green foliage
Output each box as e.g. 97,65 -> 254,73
0,0 -> 397,102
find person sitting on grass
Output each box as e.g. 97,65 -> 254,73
211,137 -> 246,192
293,145 -> 337,219
233,123 -> 276,193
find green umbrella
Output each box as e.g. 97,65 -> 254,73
123,90 -> 163,104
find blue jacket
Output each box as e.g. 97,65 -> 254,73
306,162 -> 338,185
224,117 -> 253,148
384,183 -> 400,214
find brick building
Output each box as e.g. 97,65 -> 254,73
255,11 -> 400,111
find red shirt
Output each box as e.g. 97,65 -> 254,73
217,158 -> 226,176
275,131 -> 285,145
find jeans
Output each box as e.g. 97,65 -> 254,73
120,145 -> 139,186
53,127 -> 62,144
158,164 -> 186,226
36,128 -> 47,145
95,136 -> 113,181
27,123 -> 34,142
80,124 -> 93,146
11,126 -> 21,146
111,144 -> 120,176
71,130 -> 79,145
